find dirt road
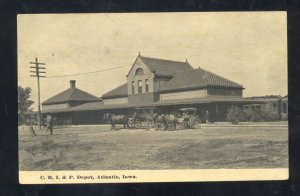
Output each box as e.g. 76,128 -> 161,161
19,125 -> 288,170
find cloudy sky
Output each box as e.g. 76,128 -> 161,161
18,12 -> 287,110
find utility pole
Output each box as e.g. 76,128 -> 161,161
30,58 -> 46,129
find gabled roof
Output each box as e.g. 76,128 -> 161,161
140,55 -> 194,77
42,87 -> 100,105
102,83 -> 128,99
127,54 -> 194,77
159,68 -> 243,92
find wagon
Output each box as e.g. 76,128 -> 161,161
127,109 -> 153,129
177,108 -> 201,129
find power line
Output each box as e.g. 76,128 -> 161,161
47,64 -> 131,78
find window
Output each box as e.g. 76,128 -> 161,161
251,106 -> 256,110
273,102 -> 277,107
138,80 -> 142,93
131,81 -> 135,94
282,103 -> 287,113
135,68 -> 144,75
145,79 -> 149,92
244,106 -> 249,110
256,105 -> 261,109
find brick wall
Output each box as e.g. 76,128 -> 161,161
127,57 -> 155,95
128,92 -> 159,104
160,89 -> 207,101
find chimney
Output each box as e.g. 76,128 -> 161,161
70,80 -> 76,89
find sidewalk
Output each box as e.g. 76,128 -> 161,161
201,122 -> 288,128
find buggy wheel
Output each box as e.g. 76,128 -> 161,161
192,118 -> 201,129
146,120 -> 153,130
182,120 -> 189,129
128,119 -> 135,128
135,120 -> 142,129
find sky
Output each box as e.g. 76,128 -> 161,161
18,12 -> 287,110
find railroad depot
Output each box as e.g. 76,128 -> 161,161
41,54 -> 288,125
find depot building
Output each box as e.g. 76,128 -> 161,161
41,53 -> 268,125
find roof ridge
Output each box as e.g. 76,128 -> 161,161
140,55 -> 187,64
138,55 -> 155,73
74,87 -> 100,100
201,68 -> 242,87
68,87 -> 77,100
102,83 -> 127,96
42,88 -> 72,104
173,67 -> 196,75
42,86 -> 100,105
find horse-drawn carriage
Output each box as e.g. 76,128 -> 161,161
150,108 -> 201,130
104,111 -> 152,130
104,107 -> 201,130
177,108 -> 201,129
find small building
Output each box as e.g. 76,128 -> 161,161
42,80 -> 102,125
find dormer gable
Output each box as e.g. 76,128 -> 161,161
126,54 -> 153,78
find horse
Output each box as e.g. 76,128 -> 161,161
104,113 -> 129,130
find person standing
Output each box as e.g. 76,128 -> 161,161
205,110 -> 210,124
45,114 -> 54,135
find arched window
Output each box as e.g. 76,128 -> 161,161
135,68 -> 144,75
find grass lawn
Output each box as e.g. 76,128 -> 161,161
19,124 -> 288,170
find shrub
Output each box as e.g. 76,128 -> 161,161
226,107 -> 246,124
262,111 -> 280,121
249,109 -> 264,122
244,109 -> 281,122
243,109 -> 262,122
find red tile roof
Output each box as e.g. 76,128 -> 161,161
139,55 -> 194,77
42,87 -> 100,105
102,83 -> 128,98
159,68 -> 243,92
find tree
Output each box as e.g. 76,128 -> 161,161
18,86 -> 34,124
